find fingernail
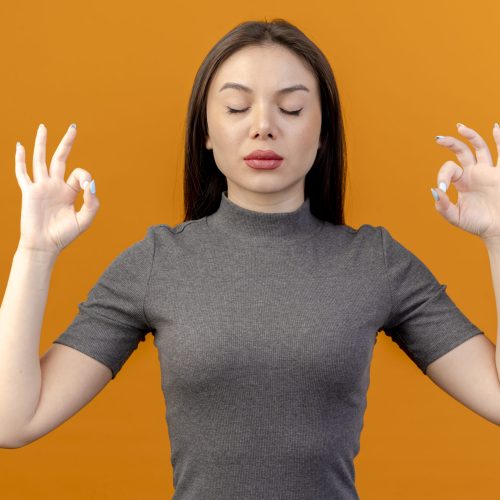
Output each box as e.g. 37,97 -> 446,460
431,187 -> 439,201
83,180 -> 89,190
495,122 -> 499,129
456,122 -> 464,129
16,141 -> 21,148
90,179 -> 96,194
439,181 -> 447,193
39,123 -> 45,128
435,135 -> 445,141
70,123 -> 77,128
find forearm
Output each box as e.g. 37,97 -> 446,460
0,246 -> 57,445
484,239 -> 500,382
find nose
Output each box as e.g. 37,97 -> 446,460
249,104 -> 276,140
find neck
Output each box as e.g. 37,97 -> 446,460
206,190 -> 324,243
225,188 -> 306,214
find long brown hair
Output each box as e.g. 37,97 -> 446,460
183,18 -> 347,225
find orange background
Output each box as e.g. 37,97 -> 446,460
1,0 -> 500,498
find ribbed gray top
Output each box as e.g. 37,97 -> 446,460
54,189 -> 484,499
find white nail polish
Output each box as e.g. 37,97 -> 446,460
439,181 -> 447,193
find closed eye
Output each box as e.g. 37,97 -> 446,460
225,106 -> 303,116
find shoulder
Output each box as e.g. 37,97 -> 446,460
147,219 -> 207,243
90,221 -> 206,285
329,223 -> 416,263
322,221 -> 385,248
335,222 -> 382,236
143,219 -> 210,258
150,219 -> 203,236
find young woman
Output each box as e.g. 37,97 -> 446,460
1,18 -> 499,500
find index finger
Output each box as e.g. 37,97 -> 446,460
435,134 -> 476,169
49,123 -> 77,180
456,123 -> 494,167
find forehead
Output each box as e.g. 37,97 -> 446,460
210,44 -> 318,93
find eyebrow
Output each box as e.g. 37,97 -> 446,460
218,82 -> 310,95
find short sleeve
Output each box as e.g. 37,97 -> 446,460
379,226 -> 484,375
53,226 -> 156,380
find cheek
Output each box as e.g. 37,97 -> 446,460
210,118 -> 240,150
290,119 -> 320,149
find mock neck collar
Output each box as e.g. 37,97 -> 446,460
206,190 -> 323,242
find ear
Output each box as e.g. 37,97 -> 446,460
206,135 -> 212,150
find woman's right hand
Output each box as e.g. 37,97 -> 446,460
15,123 -> 100,257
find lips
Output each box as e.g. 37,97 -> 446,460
244,149 -> 283,160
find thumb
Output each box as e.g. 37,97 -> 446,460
76,179 -> 100,233
431,185 -> 459,227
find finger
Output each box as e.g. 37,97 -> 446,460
436,160 -> 465,194
49,123 -> 77,180
456,122 -> 494,166
493,122 -> 500,166
75,180 -> 100,234
32,123 -> 49,182
14,142 -> 33,191
431,185 -> 460,227
435,133 -> 476,169
65,167 -> 93,194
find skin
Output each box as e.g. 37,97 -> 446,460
205,43 -> 322,213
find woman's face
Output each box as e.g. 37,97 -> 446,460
205,43 -> 322,211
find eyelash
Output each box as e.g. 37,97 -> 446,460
225,106 -> 303,116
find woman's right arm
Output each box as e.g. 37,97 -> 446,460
0,246 -> 114,449
0,248 -> 57,447
0,123 -> 103,448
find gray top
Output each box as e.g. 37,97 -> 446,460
53,190 -> 484,499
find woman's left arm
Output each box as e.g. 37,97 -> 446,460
426,122 -> 500,426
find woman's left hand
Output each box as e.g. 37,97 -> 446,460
432,122 -> 500,245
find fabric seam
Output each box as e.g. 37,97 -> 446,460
142,227 -> 156,331
379,226 -> 444,373
380,226 -> 395,328
159,220 -> 201,235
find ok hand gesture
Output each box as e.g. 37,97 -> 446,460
431,122 -> 500,245
15,123 -> 100,257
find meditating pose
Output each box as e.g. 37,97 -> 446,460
1,18 -> 499,500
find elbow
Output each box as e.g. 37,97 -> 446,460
0,441 -> 24,449
0,434 -> 28,449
